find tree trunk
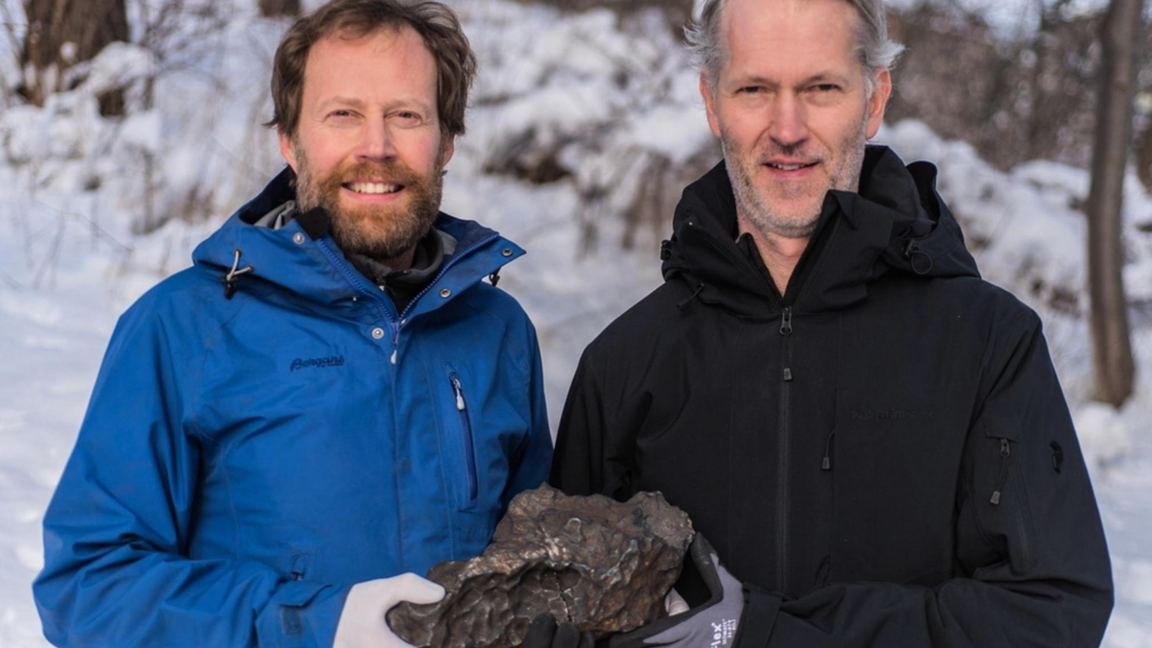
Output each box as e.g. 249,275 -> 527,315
513,0 -> 696,25
259,0 -> 301,18
1136,110 -> 1152,191
18,0 -> 129,115
1085,0 -> 1141,406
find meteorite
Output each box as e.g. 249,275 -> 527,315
386,484 -> 694,648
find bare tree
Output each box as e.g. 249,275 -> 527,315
508,0 -> 696,27
259,0 -> 301,18
1085,0 -> 1141,406
18,0 -> 129,116
886,2 -> 1100,173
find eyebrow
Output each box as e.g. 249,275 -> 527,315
316,96 -> 435,113
727,70 -> 851,89
317,96 -> 367,111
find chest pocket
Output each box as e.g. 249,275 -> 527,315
427,366 -> 501,556
829,386 -> 970,585
445,370 -> 480,507
433,363 -> 527,522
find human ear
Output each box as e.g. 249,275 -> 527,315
700,73 -> 722,139
865,68 -> 892,139
278,129 -> 299,171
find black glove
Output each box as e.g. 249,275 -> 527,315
605,534 -> 743,648
520,613 -> 595,648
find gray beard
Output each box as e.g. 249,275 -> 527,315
722,119 -> 868,242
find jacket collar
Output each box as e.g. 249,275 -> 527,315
662,145 -> 980,317
190,168 -> 524,316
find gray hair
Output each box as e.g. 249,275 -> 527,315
686,0 -> 904,97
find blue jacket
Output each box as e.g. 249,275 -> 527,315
33,171 -> 553,647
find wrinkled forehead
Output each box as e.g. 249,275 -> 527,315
716,0 -> 863,72
718,0 -> 861,47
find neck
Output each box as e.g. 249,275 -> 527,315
738,218 -> 809,296
379,246 -> 417,273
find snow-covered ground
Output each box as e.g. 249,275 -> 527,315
2,1 -> 1151,645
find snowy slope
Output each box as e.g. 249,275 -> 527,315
2,1 -> 1150,645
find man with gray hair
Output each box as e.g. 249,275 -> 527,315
550,0 -> 1114,645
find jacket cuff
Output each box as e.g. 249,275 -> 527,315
734,585 -> 781,648
258,580 -> 349,648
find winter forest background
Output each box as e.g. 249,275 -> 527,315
3,0 -> 1152,645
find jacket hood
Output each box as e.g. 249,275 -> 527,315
190,168 -> 523,318
662,145 -> 980,316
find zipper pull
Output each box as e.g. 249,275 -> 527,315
990,438 -> 1011,505
780,306 -> 793,335
390,321 -> 402,366
451,375 -> 466,411
822,431 -> 836,471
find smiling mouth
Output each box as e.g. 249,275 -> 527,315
345,182 -> 402,195
766,162 -> 816,172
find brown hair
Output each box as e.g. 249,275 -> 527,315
267,0 -> 476,138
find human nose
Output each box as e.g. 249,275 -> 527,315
357,118 -> 397,160
769,93 -> 808,148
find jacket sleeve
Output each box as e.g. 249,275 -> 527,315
32,303 -> 347,648
550,349 -> 637,501
553,310 -> 1113,647
500,317 -> 554,510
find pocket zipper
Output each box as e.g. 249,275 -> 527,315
450,373 -> 478,501
990,438 -> 1011,505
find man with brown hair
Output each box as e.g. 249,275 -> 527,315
33,2 -> 552,647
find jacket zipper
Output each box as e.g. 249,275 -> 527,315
777,305 -> 794,592
450,373 -> 479,501
769,215 -> 844,593
398,233 -> 500,321
314,234 -> 503,366
988,437 -> 1033,566
990,438 -> 1011,505
389,320 -> 401,365
390,234 -> 501,366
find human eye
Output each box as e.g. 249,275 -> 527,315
390,109 -> 426,127
804,83 -> 844,105
327,109 -> 359,124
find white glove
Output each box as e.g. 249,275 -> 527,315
664,589 -> 689,616
332,573 -> 445,648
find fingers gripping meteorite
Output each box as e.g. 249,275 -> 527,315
386,485 -> 695,648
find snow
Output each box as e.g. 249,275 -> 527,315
887,0 -> 1112,36
2,1 -> 1152,645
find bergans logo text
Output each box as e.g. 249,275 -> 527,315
290,356 -> 345,372
851,408 -> 934,421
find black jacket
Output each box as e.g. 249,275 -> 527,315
551,146 -> 1113,646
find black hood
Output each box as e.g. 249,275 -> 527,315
661,145 -> 980,317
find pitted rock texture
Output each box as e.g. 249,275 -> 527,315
386,485 -> 694,648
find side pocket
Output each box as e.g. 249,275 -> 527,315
281,551 -> 311,639
981,420 -> 1034,571
989,437 -> 1012,505
288,551 -> 308,582
449,372 -> 479,502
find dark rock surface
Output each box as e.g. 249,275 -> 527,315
387,485 -> 694,648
